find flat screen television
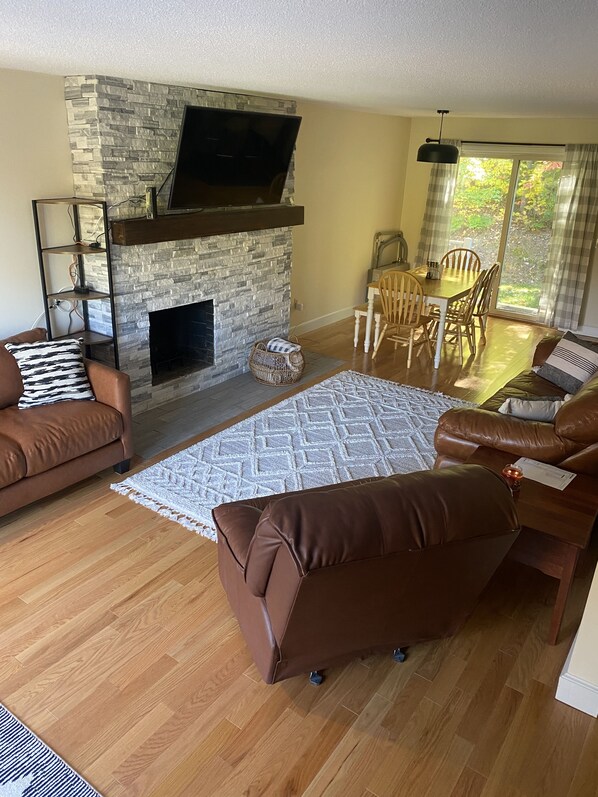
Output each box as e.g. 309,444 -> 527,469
168,106 -> 302,210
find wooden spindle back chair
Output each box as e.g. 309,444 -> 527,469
373,271 -> 432,367
440,271 -> 486,363
473,262 -> 500,344
440,248 -> 482,274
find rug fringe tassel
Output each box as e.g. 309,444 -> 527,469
111,482 -> 217,541
344,370 -> 475,404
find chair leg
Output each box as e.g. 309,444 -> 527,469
373,313 -> 381,349
407,329 -> 414,368
353,312 -> 361,348
466,322 -> 476,355
372,323 -> 388,360
479,314 -> 487,345
423,323 -> 433,359
457,326 -> 464,364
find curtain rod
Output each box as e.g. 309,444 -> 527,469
425,138 -> 564,147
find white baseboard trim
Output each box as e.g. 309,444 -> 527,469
290,306 -> 355,335
575,324 -> 598,340
556,643 -> 598,717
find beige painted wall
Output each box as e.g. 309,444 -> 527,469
0,69 -> 73,339
400,116 -> 598,331
291,101 -> 410,331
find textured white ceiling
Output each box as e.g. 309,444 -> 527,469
1,0 -> 598,117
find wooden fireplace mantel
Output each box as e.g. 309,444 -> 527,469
110,204 -> 304,246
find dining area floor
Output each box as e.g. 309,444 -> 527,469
297,313 -> 551,406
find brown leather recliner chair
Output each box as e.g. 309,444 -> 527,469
213,465 -> 519,684
434,333 -> 598,476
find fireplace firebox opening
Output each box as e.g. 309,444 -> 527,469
149,300 -> 214,386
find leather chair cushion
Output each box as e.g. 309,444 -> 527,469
0,328 -> 46,410
0,401 -> 123,477
482,370 -> 566,412
0,433 -> 27,489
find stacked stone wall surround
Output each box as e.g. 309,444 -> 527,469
64,75 -> 296,411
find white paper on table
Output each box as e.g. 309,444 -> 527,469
513,457 -> 576,491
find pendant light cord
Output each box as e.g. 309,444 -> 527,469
437,110 -> 449,142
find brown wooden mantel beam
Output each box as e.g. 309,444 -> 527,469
110,204 -> 304,246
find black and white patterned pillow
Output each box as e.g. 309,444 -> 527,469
536,331 -> 598,394
5,339 -> 95,408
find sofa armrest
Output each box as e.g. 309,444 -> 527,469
85,360 -> 134,459
435,407 -> 575,462
532,332 -> 562,366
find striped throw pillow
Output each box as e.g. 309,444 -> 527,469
536,331 -> 598,394
5,339 -> 95,409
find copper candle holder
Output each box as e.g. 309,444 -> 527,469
502,463 -> 524,493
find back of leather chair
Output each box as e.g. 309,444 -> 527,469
218,465 -> 519,683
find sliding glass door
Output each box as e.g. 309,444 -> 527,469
451,152 -> 563,320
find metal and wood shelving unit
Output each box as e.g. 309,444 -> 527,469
32,197 -> 119,369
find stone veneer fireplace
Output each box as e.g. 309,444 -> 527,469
65,75 -> 296,412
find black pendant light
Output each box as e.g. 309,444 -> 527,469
417,110 -> 459,164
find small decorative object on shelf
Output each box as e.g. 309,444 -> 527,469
249,339 -> 305,386
32,197 -> 119,369
501,463 -> 524,494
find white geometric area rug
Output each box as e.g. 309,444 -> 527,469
112,370 -> 471,540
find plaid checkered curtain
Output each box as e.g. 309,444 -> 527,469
540,144 -> 598,329
415,141 -> 461,266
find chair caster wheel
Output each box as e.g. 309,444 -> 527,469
309,670 -> 324,686
392,648 -> 407,663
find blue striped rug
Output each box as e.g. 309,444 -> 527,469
0,705 -> 101,797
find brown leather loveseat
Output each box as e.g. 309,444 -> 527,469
0,328 -> 133,519
434,334 -> 598,475
213,465 -> 519,684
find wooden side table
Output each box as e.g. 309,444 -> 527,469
467,447 -> 598,644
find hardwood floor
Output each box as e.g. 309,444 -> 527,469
1,315 -> 596,797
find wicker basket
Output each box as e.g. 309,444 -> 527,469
249,340 -> 305,386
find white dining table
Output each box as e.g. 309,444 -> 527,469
364,268 -> 480,368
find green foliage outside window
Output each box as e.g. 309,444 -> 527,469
451,157 -> 562,312
451,158 -> 560,236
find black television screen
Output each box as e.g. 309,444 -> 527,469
168,106 -> 302,210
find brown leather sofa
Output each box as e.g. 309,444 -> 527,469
0,328 -> 133,520
434,334 -> 598,476
213,465 -> 519,684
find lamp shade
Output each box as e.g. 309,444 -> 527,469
417,141 -> 459,164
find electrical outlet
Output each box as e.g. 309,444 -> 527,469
293,299 -> 304,311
